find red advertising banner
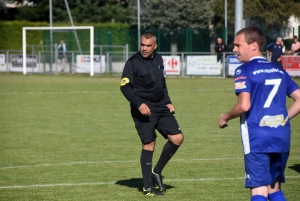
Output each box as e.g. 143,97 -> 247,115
162,56 -> 180,75
282,56 -> 300,76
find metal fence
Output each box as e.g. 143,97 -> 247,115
0,44 -> 129,75
1,49 -> 257,77
106,51 -> 271,77
0,49 -> 91,74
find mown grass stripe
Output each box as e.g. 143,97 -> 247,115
1,176 -> 299,189
1,157 -> 299,170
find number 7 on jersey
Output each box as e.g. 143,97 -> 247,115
263,79 -> 282,108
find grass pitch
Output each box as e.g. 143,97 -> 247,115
0,74 -> 299,201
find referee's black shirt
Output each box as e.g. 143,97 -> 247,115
120,52 -> 172,109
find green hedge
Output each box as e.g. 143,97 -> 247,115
0,21 -> 48,51
1,20 -> 222,53
0,21 -> 130,51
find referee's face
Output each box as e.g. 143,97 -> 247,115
140,36 -> 157,58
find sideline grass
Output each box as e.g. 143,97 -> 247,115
0,74 -> 299,201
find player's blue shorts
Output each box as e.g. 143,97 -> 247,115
244,152 -> 289,188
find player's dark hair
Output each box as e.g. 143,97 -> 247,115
294,35 -> 298,39
141,32 -> 157,43
236,26 -> 266,53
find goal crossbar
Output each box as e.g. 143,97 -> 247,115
22,26 -> 94,76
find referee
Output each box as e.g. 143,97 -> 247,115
120,32 -> 184,196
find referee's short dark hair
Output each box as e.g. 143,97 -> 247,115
236,26 -> 266,53
141,32 -> 157,42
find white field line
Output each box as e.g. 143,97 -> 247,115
0,88 -> 233,95
1,157 -> 299,170
0,158 -> 243,170
0,176 -> 300,189
0,91 -> 118,95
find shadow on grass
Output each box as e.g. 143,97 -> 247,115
288,164 -> 300,173
115,178 -> 175,192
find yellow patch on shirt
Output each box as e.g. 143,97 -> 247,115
259,114 -> 288,128
120,77 -> 129,86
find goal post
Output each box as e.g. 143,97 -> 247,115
22,26 -> 94,76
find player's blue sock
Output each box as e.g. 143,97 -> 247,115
268,191 -> 287,201
251,195 -> 268,201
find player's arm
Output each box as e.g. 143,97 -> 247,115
215,44 -> 219,52
120,60 -> 151,116
162,80 -> 171,104
222,44 -> 226,51
288,45 -> 293,53
288,89 -> 300,119
219,92 -> 250,128
265,42 -> 274,51
162,78 -> 175,113
63,44 -> 67,54
265,42 -> 274,55
120,60 -> 143,108
159,56 -> 172,105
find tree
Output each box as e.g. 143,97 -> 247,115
0,0 -> 133,24
72,0 -> 133,23
212,0 -> 300,42
0,1 -> 6,13
0,0 -> 30,20
129,0 -> 215,53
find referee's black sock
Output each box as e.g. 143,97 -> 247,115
153,141 -> 179,174
140,149 -> 153,189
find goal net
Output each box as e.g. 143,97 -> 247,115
22,26 -> 97,76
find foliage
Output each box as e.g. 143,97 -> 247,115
0,21 -> 130,50
73,0 -> 132,23
128,0 -> 215,43
0,20 -> 213,52
126,0 -> 216,52
0,0 -> 133,24
0,21 -> 48,51
212,0 -> 300,35
0,0 -> 5,12
2,0 -> 300,52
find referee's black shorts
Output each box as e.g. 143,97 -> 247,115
131,101 -> 182,144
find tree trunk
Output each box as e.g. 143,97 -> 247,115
170,43 -> 178,55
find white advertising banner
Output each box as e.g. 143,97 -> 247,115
162,56 -> 180,75
0,54 -> 6,72
187,56 -> 220,75
227,55 -> 243,76
76,55 -> 106,73
10,54 -> 39,72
